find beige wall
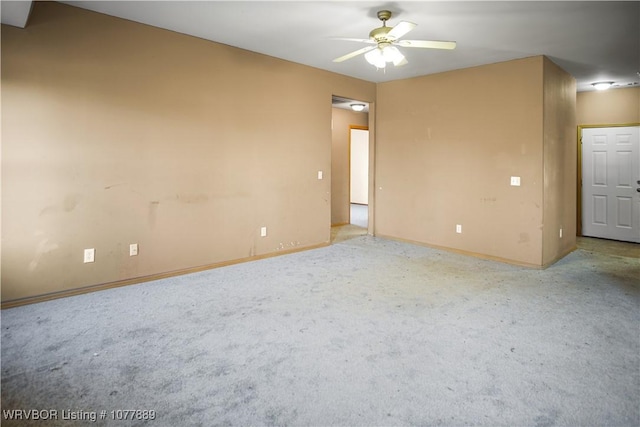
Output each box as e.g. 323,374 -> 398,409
1,3 -> 584,302
375,56 -> 575,267
1,2 -> 375,301
577,87 -> 640,125
330,108 -> 368,225
542,57 -> 577,265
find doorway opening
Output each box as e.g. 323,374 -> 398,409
330,95 -> 374,243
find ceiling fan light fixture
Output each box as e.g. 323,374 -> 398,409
592,81 -> 614,90
365,48 -> 386,68
350,103 -> 366,112
365,45 -> 406,68
383,45 -> 405,66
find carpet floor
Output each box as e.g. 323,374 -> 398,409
1,234 -> 639,426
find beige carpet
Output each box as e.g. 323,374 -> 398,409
2,234 -> 638,426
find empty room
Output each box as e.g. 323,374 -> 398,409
2,1 -> 639,426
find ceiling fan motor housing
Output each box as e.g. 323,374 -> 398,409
369,26 -> 393,42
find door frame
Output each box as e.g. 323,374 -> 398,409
576,122 -> 640,236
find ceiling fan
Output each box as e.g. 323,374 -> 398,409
333,10 -> 456,69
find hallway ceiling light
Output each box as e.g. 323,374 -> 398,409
592,81 -> 614,90
350,104 -> 366,112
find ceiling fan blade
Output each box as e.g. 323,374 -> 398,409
331,37 -> 375,44
333,45 -> 376,63
387,21 -> 416,40
397,40 -> 457,50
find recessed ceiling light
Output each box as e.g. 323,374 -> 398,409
591,81 -> 614,91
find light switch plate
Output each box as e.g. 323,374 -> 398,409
510,176 -> 521,186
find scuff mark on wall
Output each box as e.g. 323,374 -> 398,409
63,194 -> 81,212
148,201 -> 160,228
39,194 -> 82,216
277,241 -> 301,251
29,238 -> 59,272
104,183 -> 127,190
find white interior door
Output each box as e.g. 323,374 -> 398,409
582,126 -> 640,243
350,128 -> 369,205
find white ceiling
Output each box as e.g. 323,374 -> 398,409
2,1 -> 639,92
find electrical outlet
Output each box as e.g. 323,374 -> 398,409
510,176 -> 521,186
84,248 -> 95,263
456,224 -> 462,234
129,243 -> 138,256
261,226 -> 267,237
317,171 -> 323,180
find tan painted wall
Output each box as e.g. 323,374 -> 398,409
577,87 -> 640,125
330,108 -> 368,225
376,57 -> 549,266
1,2 -> 375,301
542,57 -> 577,265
